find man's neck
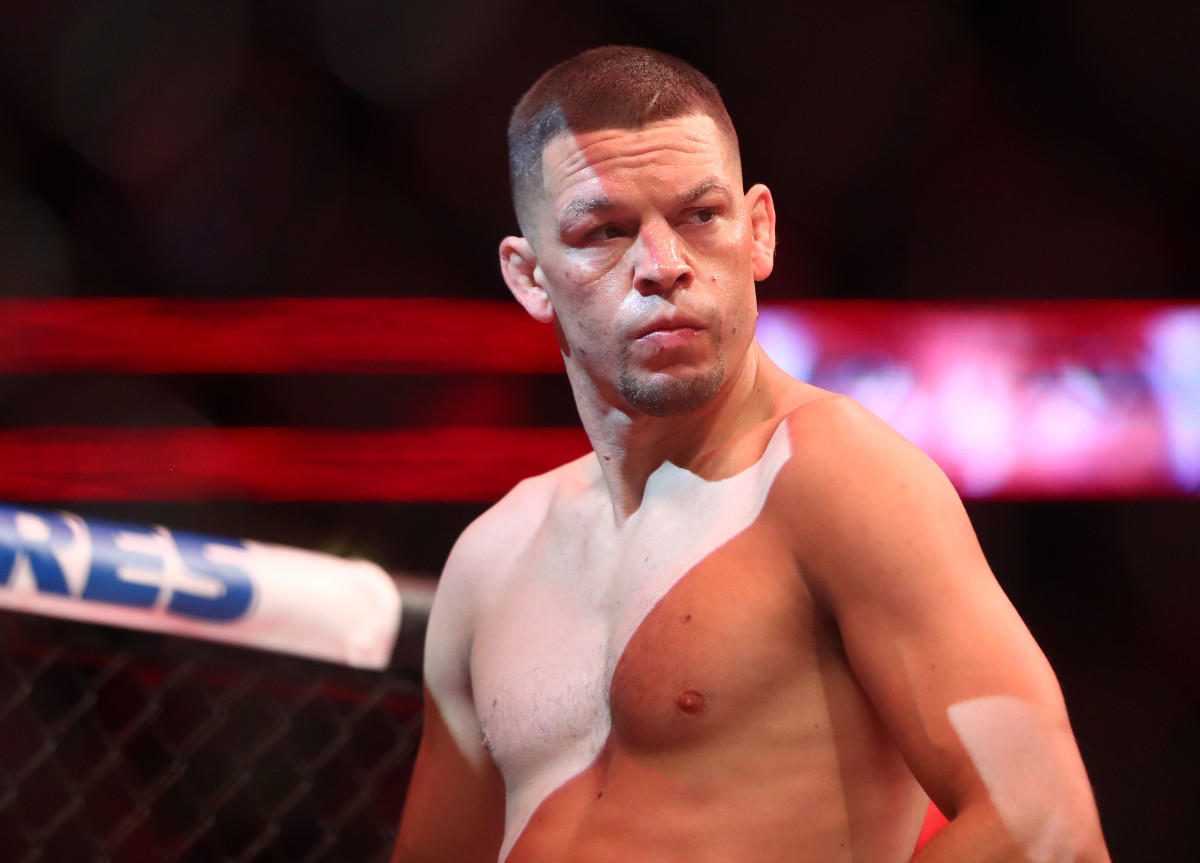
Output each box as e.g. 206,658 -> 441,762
572,343 -> 776,523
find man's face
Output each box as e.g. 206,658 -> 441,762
516,113 -> 770,418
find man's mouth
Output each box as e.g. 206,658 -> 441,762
636,326 -> 703,350
630,314 -> 709,357
633,315 -> 706,341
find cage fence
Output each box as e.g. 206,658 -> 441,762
0,609 -> 423,863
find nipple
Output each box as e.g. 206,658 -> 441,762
675,689 -> 707,716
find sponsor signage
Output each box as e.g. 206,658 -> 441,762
0,504 -> 402,668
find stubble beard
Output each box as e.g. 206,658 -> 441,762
618,351 -> 727,418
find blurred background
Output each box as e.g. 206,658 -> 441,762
0,0 -> 1197,859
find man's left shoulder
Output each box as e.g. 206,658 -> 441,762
772,392 -> 959,514
769,393 -> 992,618
778,391 -> 922,464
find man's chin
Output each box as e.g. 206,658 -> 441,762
619,366 -> 726,418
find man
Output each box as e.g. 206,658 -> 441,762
393,46 -> 1110,863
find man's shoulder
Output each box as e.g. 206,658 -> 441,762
478,451 -> 598,532
772,390 -> 950,503
446,451 -> 598,576
779,389 -> 920,461
780,387 -> 891,436
769,390 -> 979,606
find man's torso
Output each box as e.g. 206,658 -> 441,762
464,410 -> 931,862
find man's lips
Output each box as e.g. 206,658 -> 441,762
632,319 -> 707,353
638,326 -> 700,350
632,316 -> 706,341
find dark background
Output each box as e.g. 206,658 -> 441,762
1,1 -> 1197,858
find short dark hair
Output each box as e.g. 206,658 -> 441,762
507,46 -> 739,236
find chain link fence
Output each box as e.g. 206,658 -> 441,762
0,609 -> 423,862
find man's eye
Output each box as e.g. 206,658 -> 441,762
590,225 -> 626,241
688,209 -> 717,224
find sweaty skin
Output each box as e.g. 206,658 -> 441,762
394,113 -> 1110,863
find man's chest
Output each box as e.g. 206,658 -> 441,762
467,423 -> 802,790
469,521 -> 815,753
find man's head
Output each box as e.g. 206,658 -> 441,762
500,47 -> 775,420
507,46 -> 740,240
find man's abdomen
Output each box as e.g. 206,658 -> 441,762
504,730 -> 924,863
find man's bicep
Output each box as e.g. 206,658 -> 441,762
833,547 -> 1106,860
836,556 -> 1068,813
794,416 -> 1105,855
394,688 -> 505,863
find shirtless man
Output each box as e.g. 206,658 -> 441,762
393,46 -> 1111,863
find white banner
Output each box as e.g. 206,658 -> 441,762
0,504 -> 402,669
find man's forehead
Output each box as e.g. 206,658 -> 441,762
541,115 -> 737,188
536,114 -> 740,215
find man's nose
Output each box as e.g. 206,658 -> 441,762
633,223 -> 693,294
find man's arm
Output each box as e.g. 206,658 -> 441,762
392,519 -> 508,863
782,397 -> 1110,862
393,688 -> 505,863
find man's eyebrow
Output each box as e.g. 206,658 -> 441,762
555,178 -> 733,233
677,177 -> 734,206
557,194 -> 613,230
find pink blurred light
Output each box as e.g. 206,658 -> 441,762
757,301 -> 1199,499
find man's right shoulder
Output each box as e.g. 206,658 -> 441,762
444,451 -> 597,580
426,453 -> 597,675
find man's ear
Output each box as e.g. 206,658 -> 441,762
745,184 -> 777,282
499,236 -> 554,323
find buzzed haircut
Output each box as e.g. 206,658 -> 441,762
507,46 -> 740,236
